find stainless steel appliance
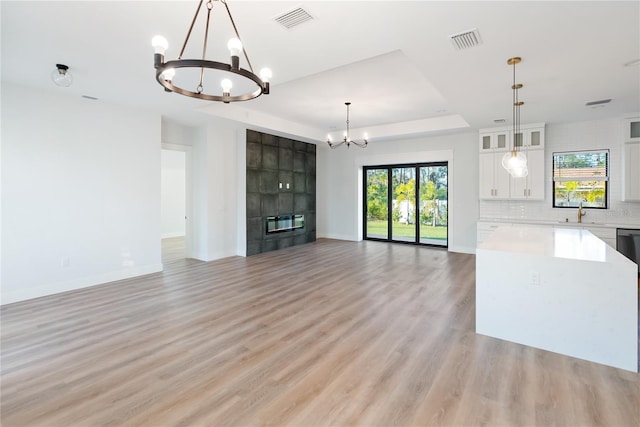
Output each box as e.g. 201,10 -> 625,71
616,228 -> 640,275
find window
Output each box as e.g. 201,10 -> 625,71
552,150 -> 609,209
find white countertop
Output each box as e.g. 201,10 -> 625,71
480,225 -> 634,264
478,218 -> 639,229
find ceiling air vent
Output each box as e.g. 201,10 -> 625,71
275,7 -> 314,29
449,28 -> 482,50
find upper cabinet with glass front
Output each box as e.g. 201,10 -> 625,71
479,123 -> 545,152
478,123 -> 546,201
514,125 -> 545,149
623,117 -> 640,142
479,130 -> 510,152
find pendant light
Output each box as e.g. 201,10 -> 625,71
502,57 -> 528,178
51,64 -> 73,87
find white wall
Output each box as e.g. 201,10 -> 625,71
161,149 -> 186,238
479,118 -> 640,226
1,83 -> 162,304
8,82 -> 632,305
317,131 -> 479,254
161,118 -> 243,261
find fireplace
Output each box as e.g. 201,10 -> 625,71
266,215 -> 304,234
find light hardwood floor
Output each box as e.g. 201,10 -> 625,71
1,239 -> 638,426
161,236 -> 186,264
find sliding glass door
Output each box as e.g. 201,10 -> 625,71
365,169 -> 389,239
418,165 -> 448,245
391,167 -> 416,242
364,162 -> 448,247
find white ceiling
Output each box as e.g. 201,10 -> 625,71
2,1 -> 639,143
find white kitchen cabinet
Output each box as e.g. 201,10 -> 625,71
479,152 -> 510,199
623,142 -> 640,201
623,117 -> 640,143
479,123 -> 545,201
514,126 -> 545,149
479,130 -> 509,152
509,149 -> 545,200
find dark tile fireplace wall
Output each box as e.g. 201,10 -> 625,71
246,129 -> 316,256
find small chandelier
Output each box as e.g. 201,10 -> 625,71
152,0 -> 271,103
327,102 -> 368,149
502,56 -> 528,178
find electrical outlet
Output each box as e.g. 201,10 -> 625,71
60,257 -> 71,268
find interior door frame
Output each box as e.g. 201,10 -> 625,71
161,143 -> 193,260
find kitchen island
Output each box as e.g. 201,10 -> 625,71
476,225 -> 638,372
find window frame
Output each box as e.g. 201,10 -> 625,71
552,149 -> 609,209
363,162 -> 448,248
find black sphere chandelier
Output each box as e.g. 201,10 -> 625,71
152,0 -> 271,103
327,102 -> 369,149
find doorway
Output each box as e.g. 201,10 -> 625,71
363,162 -> 448,247
161,146 -> 190,263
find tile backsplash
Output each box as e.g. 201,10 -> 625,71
479,118 -> 640,227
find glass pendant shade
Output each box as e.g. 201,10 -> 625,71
51,64 -> 73,87
502,151 -> 528,177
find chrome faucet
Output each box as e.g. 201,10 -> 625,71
577,202 -> 586,223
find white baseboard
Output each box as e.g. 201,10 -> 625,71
162,232 -> 185,239
449,245 -> 476,254
316,233 -> 358,241
0,263 -> 163,305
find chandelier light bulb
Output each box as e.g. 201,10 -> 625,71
259,68 -> 272,83
161,68 -> 175,81
227,38 -> 243,56
228,38 -> 242,70
221,78 -> 233,93
152,35 -> 168,54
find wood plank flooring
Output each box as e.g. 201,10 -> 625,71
1,239 -> 638,426
161,236 -> 186,264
